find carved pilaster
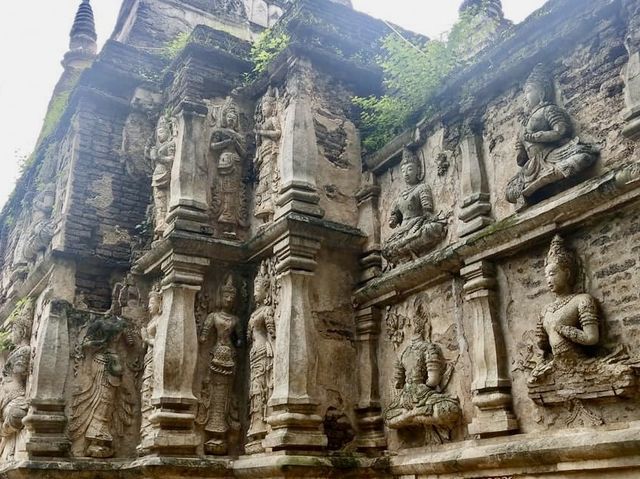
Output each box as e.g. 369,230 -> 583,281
622,0 -> 640,139
275,60 -> 324,220
354,307 -> 386,452
166,101 -> 213,235
264,234 -> 327,451
459,133 -> 493,237
356,176 -> 382,284
145,253 -> 209,455
461,261 -> 518,437
24,300 -> 71,458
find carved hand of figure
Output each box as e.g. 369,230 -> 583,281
535,318 -> 550,351
556,323 -> 599,346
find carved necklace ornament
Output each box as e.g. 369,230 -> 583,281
527,235 -> 639,405
505,64 -> 599,207
382,147 -> 446,266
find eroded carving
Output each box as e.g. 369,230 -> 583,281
146,115 -> 178,240
254,87 -> 282,225
246,259 -> 278,454
69,314 -> 134,458
0,299 -> 34,460
382,148 -> 446,265
506,65 -> 599,206
197,274 -> 241,455
210,98 -> 248,239
383,309 -> 460,444
22,184 -> 56,263
139,288 -> 161,451
527,235 -> 638,404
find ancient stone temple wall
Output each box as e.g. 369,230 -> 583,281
1,0 -> 640,477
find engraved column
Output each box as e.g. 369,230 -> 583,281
264,234 -> 327,451
461,261 -> 518,437
354,307 -> 386,452
147,252 -> 209,455
622,0 -> 640,139
459,132 -> 493,237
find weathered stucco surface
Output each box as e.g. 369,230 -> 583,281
1,0 -> 640,477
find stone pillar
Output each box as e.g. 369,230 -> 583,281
622,0 -> 640,139
275,60 -> 324,220
147,253 -> 209,455
264,234 -> 327,451
24,300 -> 71,457
354,307 -> 386,452
356,174 -> 382,284
461,261 -> 518,437
459,133 -> 493,237
166,101 -> 213,235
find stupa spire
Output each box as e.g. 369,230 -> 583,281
64,0 -> 97,68
70,0 -> 97,51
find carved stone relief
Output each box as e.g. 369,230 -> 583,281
246,259 -> 279,454
209,98 -> 248,239
69,314 -> 135,458
527,235 -> 639,405
138,287 -> 161,452
253,87 -> 282,226
146,115 -> 178,241
505,64 -> 599,207
0,299 -> 34,460
382,147 -> 446,266
197,274 -> 242,455
383,306 -> 461,445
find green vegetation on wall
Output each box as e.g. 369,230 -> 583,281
353,2 -> 499,153
250,28 -> 291,76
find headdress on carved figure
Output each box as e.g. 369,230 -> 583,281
545,234 -> 576,274
401,146 -> 424,181
221,274 -> 237,295
525,63 -> 554,103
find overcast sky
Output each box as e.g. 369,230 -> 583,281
0,0 -> 547,210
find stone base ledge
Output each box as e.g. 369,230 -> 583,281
2,426 -> 640,478
389,422 -> 640,478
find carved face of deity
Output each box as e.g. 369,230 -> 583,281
10,351 -> 29,377
401,161 -> 420,186
262,98 -> 275,118
524,84 -> 543,112
225,111 -> 239,131
221,289 -> 237,311
156,121 -> 170,144
254,278 -> 268,305
545,262 -> 572,295
148,294 -> 162,317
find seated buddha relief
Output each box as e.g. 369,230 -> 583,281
528,235 -> 639,405
382,148 -> 446,266
506,64 -> 599,207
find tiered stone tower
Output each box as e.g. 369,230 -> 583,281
1,0 -> 640,477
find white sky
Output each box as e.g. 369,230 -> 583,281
0,0 -> 547,210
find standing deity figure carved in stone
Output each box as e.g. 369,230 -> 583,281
505,64 -> 599,206
210,98 -> 248,238
527,235 -> 637,404
21,183 -> 56,263
69,315 -> 134,458
198,274 -> 241,455
146,115 -> 178,241
245,260 -> 277,454
382,147 -> 446,265
138,288 -> 161,451
383,311 -> 460,444
254,87 -> 282,224
0,299 -> 34,460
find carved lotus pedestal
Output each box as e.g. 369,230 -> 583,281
528,355 -> 639,406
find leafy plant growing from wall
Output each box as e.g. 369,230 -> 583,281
353,2 -> 499,153
250,28 -> 291,77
